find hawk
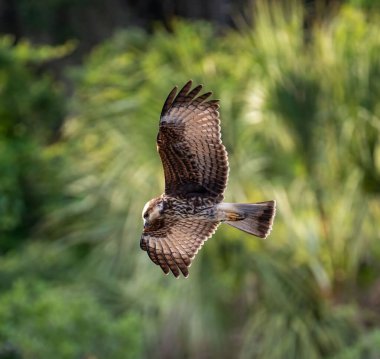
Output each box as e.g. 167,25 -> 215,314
140,81 -> 276,278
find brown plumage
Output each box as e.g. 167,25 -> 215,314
140,81 -> 276,278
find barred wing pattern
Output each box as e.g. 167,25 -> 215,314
157,81 -> 229,200
141,219 -> 219,277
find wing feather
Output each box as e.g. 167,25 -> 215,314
164,236 -> 189,277
186,84 -> 203,101
141,219 -> 219,277
155,240 -> 170,275
160,238 -> 181,277
157,82 -> 229,200
161,86 -> 178,117
147,242 -> 159,266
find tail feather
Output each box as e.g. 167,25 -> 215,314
222,200 -> 276,238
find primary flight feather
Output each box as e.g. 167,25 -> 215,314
140,81 -> 276,278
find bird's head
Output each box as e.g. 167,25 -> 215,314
142,197 -> 164,230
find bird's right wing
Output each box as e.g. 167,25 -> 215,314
157,81 -> 229,200
140,218 -> 219,278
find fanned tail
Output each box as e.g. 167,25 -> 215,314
220,200 -> 276,238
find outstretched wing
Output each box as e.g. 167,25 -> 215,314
157,81 -> 229,201
140,219 -> 219,278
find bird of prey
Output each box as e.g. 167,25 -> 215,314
140,81 -> 276,278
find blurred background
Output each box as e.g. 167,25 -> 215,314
1,0 -> 380,358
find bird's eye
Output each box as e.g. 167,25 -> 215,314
143,212 -> 149,219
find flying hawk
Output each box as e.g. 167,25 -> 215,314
140,81 -> 276,278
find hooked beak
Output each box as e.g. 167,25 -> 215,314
143,219 -> 149,230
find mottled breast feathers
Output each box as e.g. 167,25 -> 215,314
157,80 -> 229,200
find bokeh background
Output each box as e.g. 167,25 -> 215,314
1,0 -> 380,358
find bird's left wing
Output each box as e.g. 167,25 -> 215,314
140,218 -> 219,278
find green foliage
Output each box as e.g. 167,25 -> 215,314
0,281 -> 142,359
0,37 -> 73,251
1,2 -> 380,359
54,3 -> 380,358
37,4 -> 379,358
13,0 -> 89,42
331,329 -> 380,359
0,244 -> 143,359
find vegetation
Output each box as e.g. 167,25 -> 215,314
1,2 -> 380,358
